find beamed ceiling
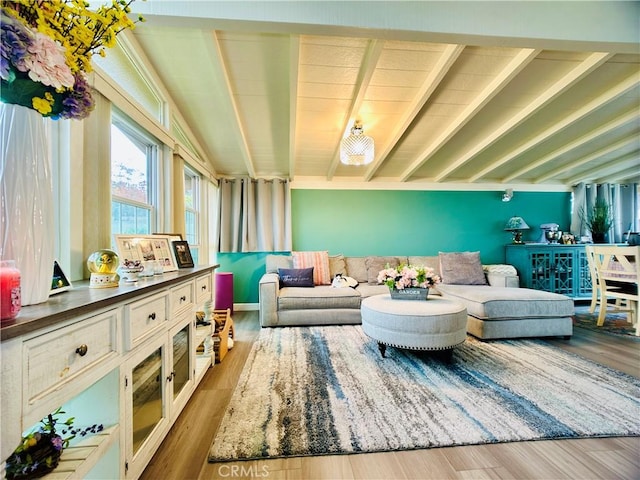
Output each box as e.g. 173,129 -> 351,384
128,1 -> 640,189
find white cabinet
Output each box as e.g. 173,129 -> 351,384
0,266 -> 217,480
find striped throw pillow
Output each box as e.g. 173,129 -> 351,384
292,251 -> 331,285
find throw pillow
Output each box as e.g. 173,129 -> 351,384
329,254 -> 347,279
365,256 -> 401,284
439,251 -> 488,285
265,254 -> 293,274
292,251 -> 331,285
278,267 -> 314,287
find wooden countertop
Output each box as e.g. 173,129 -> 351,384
1,265 -> 219,342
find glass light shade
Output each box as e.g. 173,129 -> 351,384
505,216 -> 529,244
505,216 -> 530,231
340,126 -> 374,165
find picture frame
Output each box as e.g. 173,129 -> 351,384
113,234 -> 178,272
50,260 -> 72,295
172,240 -> 194,268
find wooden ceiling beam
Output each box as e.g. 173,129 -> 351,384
288,36 -> 300,179
205,30 -> 256,178
536,135 -> 639,183
463,51 -> 614,182
570,152 -> 639,185
502,109 -> 638,183
400,48 -> 539,182
468,72 -> 640,184
595,162 -> 640,184
327,39 -> 384,180
364,43 -> 465,182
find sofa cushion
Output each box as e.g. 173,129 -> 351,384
439,251 -> 487,285
278,285 -> 362,310
278,267 -> 314,287
292,251 -> 331,285
355,283 -> 390,299
407,256 -> 440,275
437,284 -> 574,320
266,254 -> 292,274
344,257 -> 367,283
329,254 -> 347,279
365,256 -> 403,284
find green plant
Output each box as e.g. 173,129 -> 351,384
582,198 -> 613,234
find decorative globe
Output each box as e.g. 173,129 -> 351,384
87,249 -> 119,274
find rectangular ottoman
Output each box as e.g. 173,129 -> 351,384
437,285 -> 574,340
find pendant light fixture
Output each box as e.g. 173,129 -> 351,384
340,121 -> 374,166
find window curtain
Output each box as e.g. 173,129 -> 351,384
217,178 -> 291,252
571,182 -> 639,243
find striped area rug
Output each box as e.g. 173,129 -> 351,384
209,326 -> 640,462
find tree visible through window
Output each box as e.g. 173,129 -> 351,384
111,118 -> 156,235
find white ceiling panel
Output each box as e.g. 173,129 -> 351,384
129,1 -> 640,187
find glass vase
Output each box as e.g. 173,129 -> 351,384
0,103 -> 54,306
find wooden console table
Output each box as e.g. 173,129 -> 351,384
1,265 -> 218,479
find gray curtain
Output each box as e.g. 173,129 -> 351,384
572,182 -> 639,243
217,178 -> 291,252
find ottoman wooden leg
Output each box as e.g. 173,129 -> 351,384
436,348 -> 454,363
377,342 -> 387,358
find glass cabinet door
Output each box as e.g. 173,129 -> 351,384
131,346 -> 164,455
171,323 -> 191,401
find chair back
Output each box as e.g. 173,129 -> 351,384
587,245 -> 639,292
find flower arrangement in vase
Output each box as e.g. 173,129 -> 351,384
0,0 -> 142,305
1,0 -> 144,119
377,264 -> 441,300
4,407 -> 103,479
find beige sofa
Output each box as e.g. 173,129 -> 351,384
259,253 -> 574,339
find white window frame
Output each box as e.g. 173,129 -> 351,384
184,165 -> 200,263
110,110 -> 160,236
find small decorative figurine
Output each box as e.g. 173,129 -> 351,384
87,249 -> 120,288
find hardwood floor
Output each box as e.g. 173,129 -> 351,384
140,310 -> 640,480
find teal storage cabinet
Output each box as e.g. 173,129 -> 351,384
505,244 -> 591,299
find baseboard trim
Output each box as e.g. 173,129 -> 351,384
234,303 -> 258,311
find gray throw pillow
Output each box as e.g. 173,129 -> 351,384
266,254 -> 292,273
278,267 -> 314,287
439,251 -> 488,285
365,256 -> 401,285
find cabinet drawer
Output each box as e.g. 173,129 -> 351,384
171,281 -> 194,316
24,309 -> 119,404
195,273 -> 212,304
125,292 -> 168,350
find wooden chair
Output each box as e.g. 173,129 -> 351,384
586,245 -> 639,335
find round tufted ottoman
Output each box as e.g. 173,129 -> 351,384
361,294 -> 467,358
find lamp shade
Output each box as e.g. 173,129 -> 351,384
505,216 -> 530,231
340,123 -> 374,165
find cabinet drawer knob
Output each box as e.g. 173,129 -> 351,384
180,295 -> 187,302
148,312 -> 156,321
75,344 -> 88,356
201,285 -> 207,291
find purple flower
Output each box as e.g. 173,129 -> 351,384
51,435 -> 64,451
0,9 -> 34,80
57,73 -> 95,120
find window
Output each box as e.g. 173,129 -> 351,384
111,115 -> 158,235
184,167 -> 200,265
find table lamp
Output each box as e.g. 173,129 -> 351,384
505,216 -> 530,244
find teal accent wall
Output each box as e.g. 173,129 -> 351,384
217,189 -> 571,304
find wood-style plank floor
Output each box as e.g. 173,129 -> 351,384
140,310 -> 640,480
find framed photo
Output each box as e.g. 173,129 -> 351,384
172,240 -> 194,268
50,260 -> 72,295
114,235 -> 178,272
